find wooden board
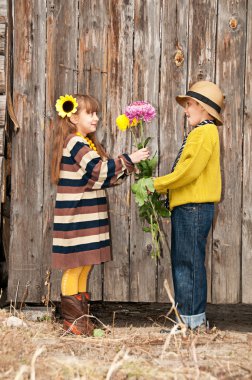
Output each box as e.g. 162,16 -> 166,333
212,0 -> 247,303
0,24 -> 6,54
77,0 -> 109,301
0,126 -> 4,155
103,0 -> 134,301
78,0 -> 109,106
157,0 -> 189,302
0,94 -> 6,126
129,0 -> 161,302
187,0 -> 218,84
0,55 -> 5,93
242,1 -> 252,303
187,0 -> 218,303
8,0 -> 47,303
45,0 -> 79,302
0,156 -> 5,202
0,0 -> 7,23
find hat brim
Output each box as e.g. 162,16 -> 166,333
176,95 -> 223,126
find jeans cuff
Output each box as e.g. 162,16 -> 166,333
180,312 -> 206,329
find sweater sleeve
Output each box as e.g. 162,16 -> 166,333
154,127 -> 214,193
67,137 -> 134,190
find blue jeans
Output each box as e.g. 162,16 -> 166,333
171,202 -> 214,329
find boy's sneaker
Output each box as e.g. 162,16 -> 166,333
160,325 -> 186,335
193,320 -> 210,334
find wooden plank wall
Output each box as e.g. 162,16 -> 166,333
8,0 -> 47,302
78,0 -> 109,301
242,0 -> 252,303
44,0 -> 79,301
212,0 -> 247,303
103,0 -> 133,301
7,0 -> 252,304
0,0 -> 7,271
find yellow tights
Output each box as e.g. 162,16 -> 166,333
61,265 -> 93,296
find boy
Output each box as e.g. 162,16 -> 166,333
154,81 -> 224,330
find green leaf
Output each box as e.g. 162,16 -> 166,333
131,147 -> 171,258
131,178 -> 155,206
147,155 -> 158,172
142,226 -> 152,232
93,329 -> 105,337
143,137 -> 152,147
160,209 -> 171,218
135,157 -> 158,178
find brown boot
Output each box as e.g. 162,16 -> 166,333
61,294 -> 94,336
79,292 -> 95,333
80,292 -> 111,335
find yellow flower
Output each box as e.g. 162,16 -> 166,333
130,118 -> 138,127
116,114 -> 129,131
55,94 -> 78,118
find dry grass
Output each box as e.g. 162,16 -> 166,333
1,307 -> 252,380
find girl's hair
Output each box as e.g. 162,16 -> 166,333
51,94 -> 108,184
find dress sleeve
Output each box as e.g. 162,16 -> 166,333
154,127 -> 214,193
67,136 -> 134,190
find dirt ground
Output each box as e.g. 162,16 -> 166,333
0,302 -> 252,379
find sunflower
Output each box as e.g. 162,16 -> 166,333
55,94 -> 78,118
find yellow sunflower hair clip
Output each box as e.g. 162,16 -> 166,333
55,94 -> 78,118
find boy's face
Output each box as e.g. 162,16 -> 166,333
184,98 -> 211,127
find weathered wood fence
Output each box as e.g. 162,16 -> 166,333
2,0 -> 252,304
0,0 -> 7,291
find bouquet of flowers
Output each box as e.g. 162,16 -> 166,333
116,101 -> 170,258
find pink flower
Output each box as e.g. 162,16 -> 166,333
125,101 -> 156,123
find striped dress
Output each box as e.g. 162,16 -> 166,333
52,134 -> 134,269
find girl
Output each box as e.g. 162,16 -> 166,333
154,81 -> 224,330
51,94 -> 149,335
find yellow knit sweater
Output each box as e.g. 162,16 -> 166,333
154,123 -> 221,210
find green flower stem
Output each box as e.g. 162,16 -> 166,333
131,129 -> 138,148
139,119 -> 144,144
149,214 -> 155,256
128,116 -> 170,259
148,194 -> 166,257
149,215 -> 157,256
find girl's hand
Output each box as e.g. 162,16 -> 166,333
129,148 -> 150,164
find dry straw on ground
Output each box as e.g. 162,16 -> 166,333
1,306 -> 252,380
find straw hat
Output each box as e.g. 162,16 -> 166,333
176,81 -> 224,126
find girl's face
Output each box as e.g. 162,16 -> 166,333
75,108 -> 99,136
184,98 -> 212,127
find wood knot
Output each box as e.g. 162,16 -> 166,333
229,18 -> 238,29
213,239 -> 220,251
146,244 -> 152,255
174,49 -> 184,67
197,72 -> 204,81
